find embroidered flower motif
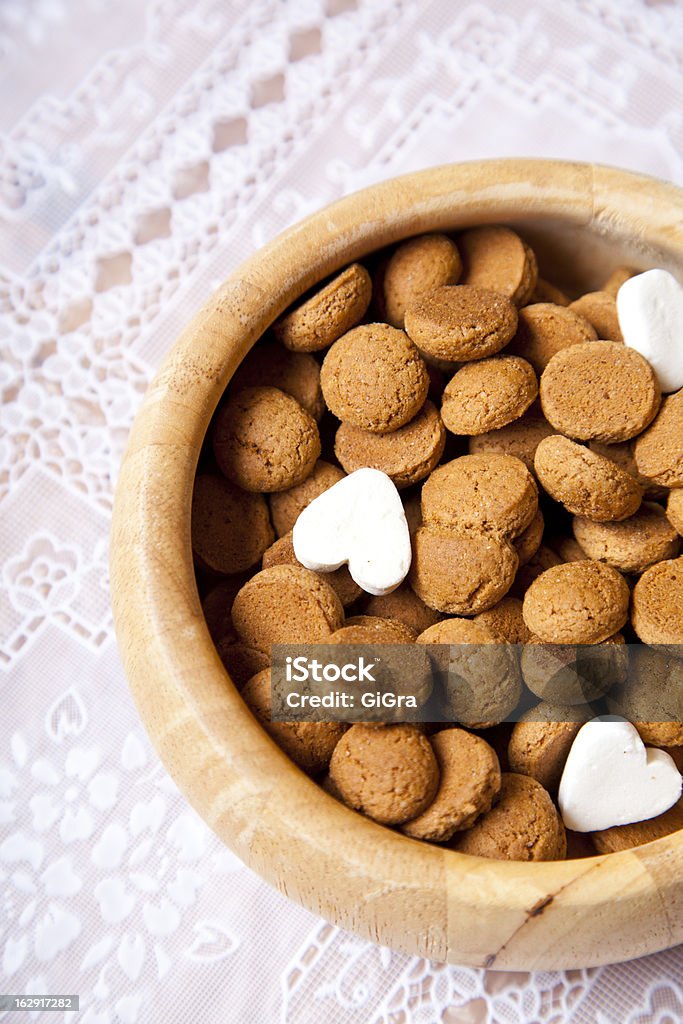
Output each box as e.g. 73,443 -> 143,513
3,532 -> 80,616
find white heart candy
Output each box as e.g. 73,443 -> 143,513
558,716 -> 682,833
617,268 -> 683,393
292,467 -> 411,597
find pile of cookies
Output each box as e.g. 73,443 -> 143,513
192,224 -> 683,862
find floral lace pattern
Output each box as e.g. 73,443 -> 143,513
2,0 -> 683,1020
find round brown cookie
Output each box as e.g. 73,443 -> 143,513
269,459 -> 344,537
192,473 -> 274,574
633,389 -> 683,488
520,633 -> 628,704
451,772 -> 566,861
401,729 -> 501,841
534,435 -> 643,522
362,585 -> 441,635
573,502 -> 680,575
324,618 -> 418,644
592,798 -> 683,854
215,634 -> 271,689
274,263 -> 372,352
522,561 -> 630,644
382,233 -> 462,328
334,400 -> 446,488
529,279 -> 570,306
241,669 -> 347,775
548,536 -> 588,563
608,647 -> 683,746
588,440 -> 667,500
601,265 -> 639,297
513,509 -> 544,567
458,226 -> 538,306
202,576 -> 249,642
506,303 -> 597,374
441,356 -> 538,435
510,544 -> 563,599
262,531 -> 362,607
214,386 -> 321,492
410,525 -> 518,615
474,596 -> 535,644
320,323 -> 429,433
508,702 -> 592,792
404,284 -> 518,363
569,290 -> 623,341
421,454 -> 538,538
417,618 -> 522,727
631,556 -> 683,652
230,339 -> 324,420
540,341 -> 660,442
232,565 -> 344,649
668,488 -> 683,535
468,404 -> 555,473
329,724 -> 440,825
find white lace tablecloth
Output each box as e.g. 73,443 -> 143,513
2,1 -> 683,1021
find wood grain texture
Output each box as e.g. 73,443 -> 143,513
110,160 -> 683,969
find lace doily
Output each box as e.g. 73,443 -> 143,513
2,1 -> 683,1021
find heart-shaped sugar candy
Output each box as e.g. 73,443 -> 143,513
292,467 -> 411,597
558,716 -> 682,833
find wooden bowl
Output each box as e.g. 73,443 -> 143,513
111,160 -> 683,970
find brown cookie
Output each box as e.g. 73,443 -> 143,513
458,226 -> 538,306
232,564 -> 344,650
213,386 -> 321,492
422,454 -> 538,538
529,279 -> 570,306
522,561 -> 630,644
633,389 -> 683,488
534,435 -> 643,521
506,303 -> 597,373
274,263 -> 372,352
668,488 -> 683,535
508,702 -> 591,792
548,536 -> 589,563
202,576 -> 249,642
329,724 -> 440,825
320,323 -> 429,433
608,646 -> 683,747
241,669 -> 347,775
192,473 -> 274,574
401,729 -> 501,841
382,233 -> 462,327
601,265 -> 640,297
269,459 -> 344,537
215,634 -> 271,689
510,544 -> 563,599
573,502 -> 680,574
417,618 -> 522,727
631,556 -> 683,651
474,596 -> 535,644
262,531 -> 362,607
540,341 -> 661,442
451,773 -> 566,861
410,525 -> 518,615
324,618 -> 418,644
513,509 -> 544,567
230,338 -> 324,420
520,633 -> 628,704
362,585 -> 441,636
468,404 -> 555,473
588,440 -> 667,500
592,798 -> 683,853
404,284 -> 518,362
569,290 -> 623,341
334,400 -> 445,488
441,356 -> 538,435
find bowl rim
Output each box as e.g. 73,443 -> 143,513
111,158 -> 683,970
